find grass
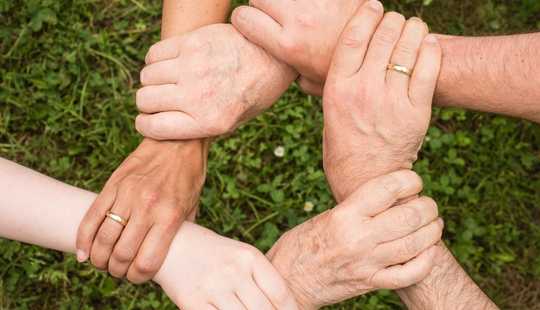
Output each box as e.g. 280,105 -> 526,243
1,0 -> 539,309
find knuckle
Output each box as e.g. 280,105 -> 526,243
395,40 -> 419,58
96,228 -> 117,245
341,25 -> 367,48
134,256 -> 160,275
403,235 -> 420,257
399,205 -> 422,229
140,188 -> 160,208
379,173 -> 402,196
420,196 -> 438,218
375,13 -> 405,45
112,247 -> 136,263
236,246 -> 259,266
279,35 -> 301,54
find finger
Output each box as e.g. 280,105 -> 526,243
136,84 -> 186,114
135,112 -> 206,141
339,170 -> 423,217
89,199 -> 131,270
232,6 -> 284,60
328,0 -> 384,78
140,58 -> 180,86
76,185 -> 117,262
212,294 -> 246,310
371,196 -> 439,243
145,36 -> 185,64
127,222 -> 180,284
374,218 -> 443,266
253,256 -> 299,310
409,34 -> 442,109
108,212 -> 153,278
297,77 -> 324,97
248,0 -> 288,22
236,280 -> 274,310
362,12 -> 406,77
371,245 -> 438,289
386,18 -> 429,93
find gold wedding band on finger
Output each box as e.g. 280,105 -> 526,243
387,64 -> 412,77
106,211 -> 127,227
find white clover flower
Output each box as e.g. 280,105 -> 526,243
274,146 -> 285,158
303,201 -> 314,212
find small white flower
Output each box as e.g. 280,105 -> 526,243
425,136 -> 431,142
274,146 -> 285,158
303,201 -> 314,212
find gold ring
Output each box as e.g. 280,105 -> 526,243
106,211 -> 127,227
387,64 -> 412,76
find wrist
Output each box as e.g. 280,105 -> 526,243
397,242 -> 496,310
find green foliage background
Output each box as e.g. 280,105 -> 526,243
1,0 -> 539,309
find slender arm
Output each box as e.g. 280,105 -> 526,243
435,33 -> 540,123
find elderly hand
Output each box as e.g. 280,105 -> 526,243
135,23 -> 296,141
76,139 -> 207,283
232,0 -> 367,95
321,3 -> 442,202
154,222 -> 298,310
267,170 -> 443,309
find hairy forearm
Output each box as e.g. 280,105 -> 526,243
397,242 -> 498,310
435,33 -> 540,123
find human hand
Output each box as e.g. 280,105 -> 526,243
135,23 -> 297,141
76,139 -> 207,283
267,170 -> 443,309
322,4 -> 442,202
232,0 -> 367,95
154,222 -> 298,310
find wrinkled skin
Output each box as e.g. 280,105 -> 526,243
77,139 -> 207,283
232,0 -> 366,95
266,4 -> 444,308
267,170 -> 443,309
321,3 -> 442,201
135,23 -> 296,140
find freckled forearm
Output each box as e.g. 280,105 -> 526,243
435,33 -> 540,123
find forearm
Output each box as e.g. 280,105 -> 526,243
0,157 -> 197,282
435,33 -> 540,123
397,242 -> 498,310
161,0 -> 230,39
143,0 -> 232,197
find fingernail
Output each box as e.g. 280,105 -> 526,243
76,249 -> 88,263
425,34 -> 438,44
369,0 -> 383,10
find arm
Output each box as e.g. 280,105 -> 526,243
397,243 -> 498,310
435,33 -> 540,123
232,2 -> 540,123
161,0 -> 230,38
315,4 -> 497,309
75,0 -> 230,283
0,157 -> 298,309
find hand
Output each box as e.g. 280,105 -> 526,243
135,23 -> 297,141
267,170 -> 443,309
154,222 -> 298,310
232,0 -> 367,95
76,139 -> 207,283
322,4 -> 442,202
